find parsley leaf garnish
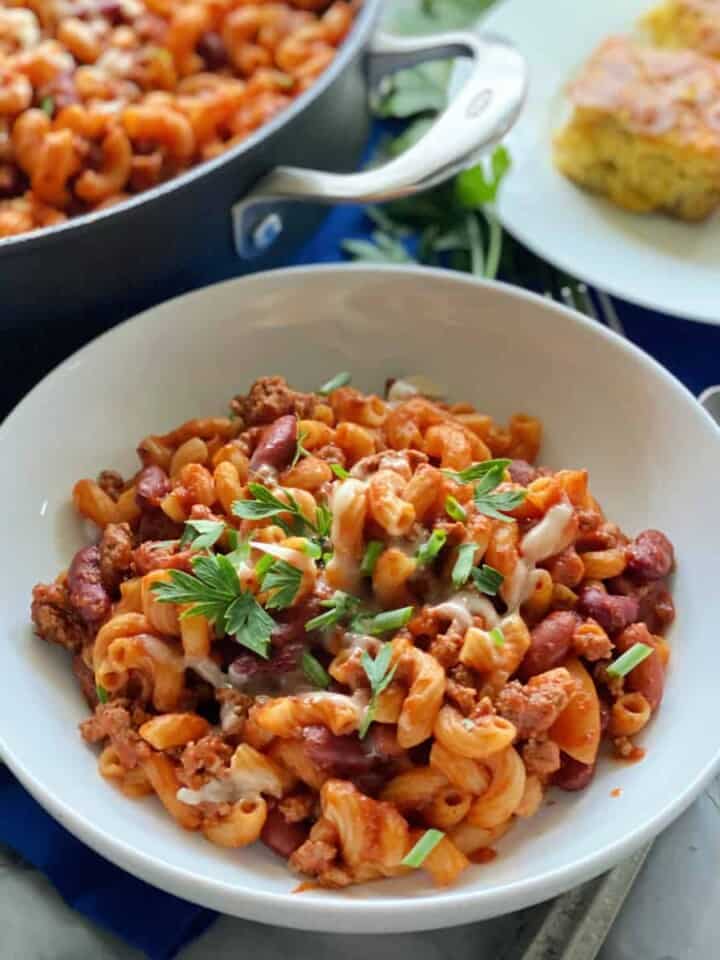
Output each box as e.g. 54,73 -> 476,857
359,643 -> 398,738
232,483 -> 330,540
305,591 -> 361,632
259,559 -> 303,610
152,553 -> 275,659
179,518 -> 226,552
470,461 -> 525,522
443,458 -> 511,485
290,428 -> 310,469
330,463 -> 350,480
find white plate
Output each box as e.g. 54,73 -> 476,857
1,265 -> 719,932
480,0 -> 720,324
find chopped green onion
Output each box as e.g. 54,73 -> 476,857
401,829 -> 445,868
489,626 -> 505,648
300,539 -> 323,559
361,540 -> 384,577
330,463 -> 350,480
471,564 -> 504,596
445,495 -> 467,522
606,642 -> 653,678
452,542 -> 476,588
319,372 -> 351,395
96,685 -> 109,704
302,651 -> 331,689
305,591 -> 360,632
361,607 -> 413,636
40,95 -> 54,117
416,528 -> 448,566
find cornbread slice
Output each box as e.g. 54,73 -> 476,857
644,0 -> 720,58
553,37 -> 720,220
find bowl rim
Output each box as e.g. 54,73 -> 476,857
3,263 -> 720,930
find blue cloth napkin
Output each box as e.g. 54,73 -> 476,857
2,191 -> 720,960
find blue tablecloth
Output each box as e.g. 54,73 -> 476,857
2,198 -> 719,960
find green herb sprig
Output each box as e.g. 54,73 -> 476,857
359,643 -> 398,738
152,553 -> 275,659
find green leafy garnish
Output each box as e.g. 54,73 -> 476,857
232,484 -> 328,539
606,643 -> 653,679
356,607 -> 414,636
445,495 -> 467,523
489,626 -> 505,648
254,553 -> 275,581
359,643 -> 398,738
152,553 -> 275,659
179,519 -> 225,552
96,685 -> 109,704
401,829 -> 445,868
416,528 -> 448,566
330,463 -> 350,480
451,542 -> 476,588
290,429 -> 310,469
472,464 -> 526,522
471,564 -> 504,596
319,372 -> 351,395
305,591 -> 361,632
361,540 -> 384,577
302,651 -> 331,690
443,459 -> 511,485
259,559 -> 303,610
40,95 -> 54,117
300,539 -> 323,559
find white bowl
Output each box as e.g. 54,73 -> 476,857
1,265 -> 718,932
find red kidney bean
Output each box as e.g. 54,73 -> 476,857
626,530 -> 674,583
249,415 -> 298,473
552,754 -> 596,791
197,31 -> 228,69
135,465 -> 171,510
270,598 -> 324,648
508,459 -> 538,486
68,545 -> 111,624
261,808 -> 309,859
228,641 -> 304,687
302,726 -> 384,783
72,653 -> 100,709
578,585 -> 639,635
520,611 -> 580,680
136,509 -> 183,543
608,577 -> 676,635
541,547 -> 585,588
615,623 -> 665,710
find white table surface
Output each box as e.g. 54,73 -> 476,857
4,775 -> 719,960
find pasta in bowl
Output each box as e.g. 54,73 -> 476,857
31,371 -> 676,890
2,264 -> 718,931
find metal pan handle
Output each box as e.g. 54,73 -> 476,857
232,29 -> 527,257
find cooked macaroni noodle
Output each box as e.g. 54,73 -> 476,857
31,373 -> 676,889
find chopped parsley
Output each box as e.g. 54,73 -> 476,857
179,518 -> 225,552
442,459 -> 511,485
152,553 -> 275,659
232,483 -> 330,541
259,559 -> 303,610
330,463 -> 350,480
359,643 -> 398,738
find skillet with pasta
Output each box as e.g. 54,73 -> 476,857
32,374 -> 675,887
